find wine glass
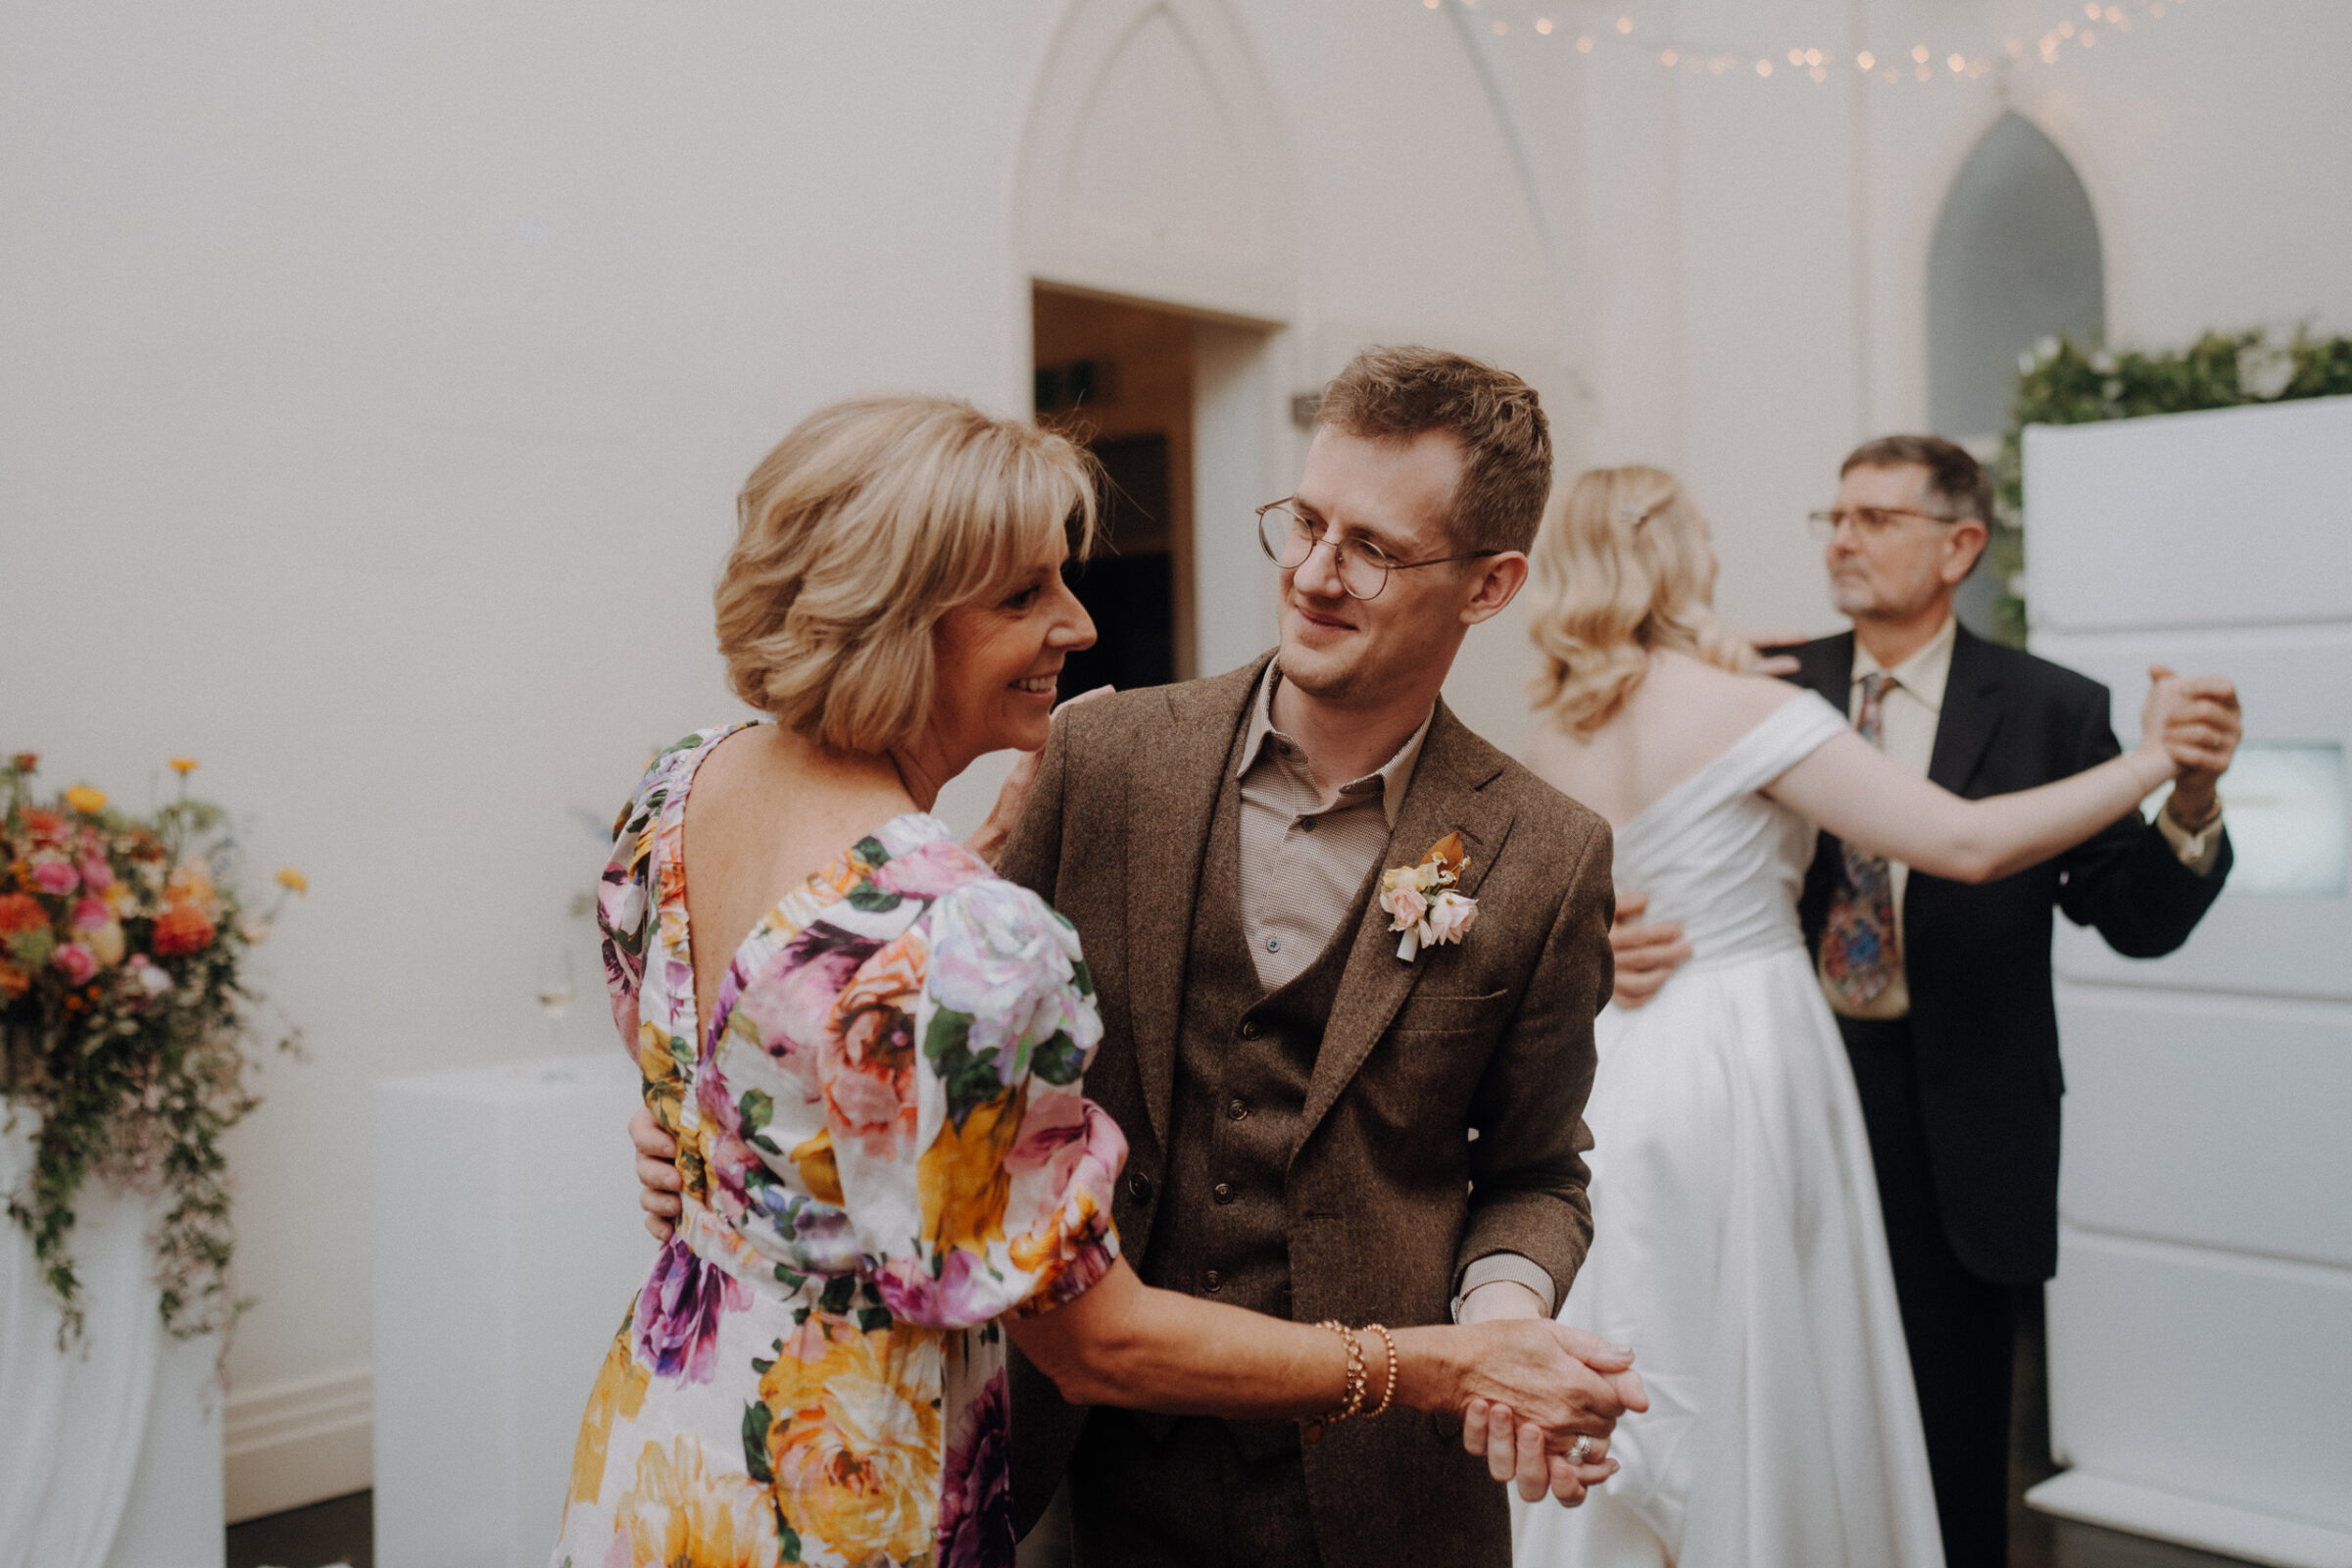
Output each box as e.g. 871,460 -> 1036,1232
535,948 -> 576,1054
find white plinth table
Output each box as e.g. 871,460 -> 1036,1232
370,1052 -> 655,1568
0,1119 -> 224,1568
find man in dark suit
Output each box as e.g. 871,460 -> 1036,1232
1608,435 -> 2241,1568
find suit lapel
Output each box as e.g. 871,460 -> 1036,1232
1928,625 -> 2006,795
1296,703 -> 1515,1152
1122,655 -> 1270,1152
1799,632 -> 1854,710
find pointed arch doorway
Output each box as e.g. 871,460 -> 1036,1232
1016,0 -> 1299,697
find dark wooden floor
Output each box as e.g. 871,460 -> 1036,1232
227,1308 -> 2255,1567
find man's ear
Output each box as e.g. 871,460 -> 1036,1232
1460,552 -> 1531,626
1941,518 -> 1990,586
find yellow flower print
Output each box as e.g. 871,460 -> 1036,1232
919,1085 -> 1025,1257
568,1313 -> 652,1507
65,785 -> 107,815
613,1436 -> 782,1568
639,1022 -> 688,1129
759,1326 -> 942,1564
789,1128 -> 844,1207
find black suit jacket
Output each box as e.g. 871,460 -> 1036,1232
1788,625 -> 2230,1285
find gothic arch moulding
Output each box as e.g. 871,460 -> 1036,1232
1016,0 -> 1298,322
1927,111 -> 2106,439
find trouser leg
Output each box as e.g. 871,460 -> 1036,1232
1841,1017 -> 2019,1568
1069,1412 -> 1322,1568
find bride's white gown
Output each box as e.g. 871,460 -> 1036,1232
1517,694 -> 1944,1568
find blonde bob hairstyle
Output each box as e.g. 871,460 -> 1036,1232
1526,466 -> 1756,736
715,395 -> 1097,754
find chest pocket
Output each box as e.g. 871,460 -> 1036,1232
1388,987 -> 1512,1034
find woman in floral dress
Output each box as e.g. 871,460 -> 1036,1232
555,396 -> 1616,1568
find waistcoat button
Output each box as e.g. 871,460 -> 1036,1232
1213,1182 -> 1234,1204
1203,1269 -> 1224,1292
1126,1171 -> 1153,1203
1239,1020 -> 1261,1040
1227,1099 -> 1248,1121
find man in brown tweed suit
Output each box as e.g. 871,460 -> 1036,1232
635,348 -> 1636,1563
981,347 -> 1630,1564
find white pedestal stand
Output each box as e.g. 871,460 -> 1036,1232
370,1053 -> 654,1568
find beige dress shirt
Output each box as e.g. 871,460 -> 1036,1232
1819,616 -> 2224,1020
1235,664 -> 1554,1312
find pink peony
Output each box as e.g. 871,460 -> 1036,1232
78,858 -> 114,895
52,942 -> 98,986
70,896 -> 111,931
30,859 -> 79,896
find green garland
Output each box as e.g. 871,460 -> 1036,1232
2,754 -> 303,1346
1987,327 -> 2352,640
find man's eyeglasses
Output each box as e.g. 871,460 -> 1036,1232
1805,506 -> 1961,542
1256,501 -> 1498,602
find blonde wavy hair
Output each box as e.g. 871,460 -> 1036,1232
1526,466 -> 1756,736
715,395 -> 1097,754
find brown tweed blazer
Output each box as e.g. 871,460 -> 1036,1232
1000,653 -> 1616,1561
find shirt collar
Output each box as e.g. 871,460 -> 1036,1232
1852,614 -> 1958,712
1238,662 -> 1434,828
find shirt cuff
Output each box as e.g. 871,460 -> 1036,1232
1457,1252 -> 1557,1316
2156,802 -> 2226,875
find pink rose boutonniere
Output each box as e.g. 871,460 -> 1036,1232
1379,830 -> 1478,961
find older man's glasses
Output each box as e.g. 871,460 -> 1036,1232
1255,501 -> 1498,601
1805,506 -> 1961,541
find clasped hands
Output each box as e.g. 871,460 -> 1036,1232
1449,1284 -> 1648,1507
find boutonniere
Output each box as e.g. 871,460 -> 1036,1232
1379,830 -> 1478,961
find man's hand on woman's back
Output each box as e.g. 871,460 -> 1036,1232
1608,891 -> 1691,1008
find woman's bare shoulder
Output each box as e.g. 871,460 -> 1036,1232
1645,650 -> 1807,723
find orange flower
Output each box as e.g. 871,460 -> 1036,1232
274,866 -> 309,895
153,904 -> 218,956
64,785 -> 107,815
169,758 -> 198,776
0,893 -> 45,935
0,960 -> 27,1000
9,753 -> 35,772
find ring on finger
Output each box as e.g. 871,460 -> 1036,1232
1567,1434 -> 1594,1464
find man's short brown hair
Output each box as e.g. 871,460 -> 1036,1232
1315,346 -> 1552,554
1839,433 -> 1996,526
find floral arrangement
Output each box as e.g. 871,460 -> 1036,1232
1989,327 -> 2352,641
1379,830 -> 1479,961
1,753 -> 304,1344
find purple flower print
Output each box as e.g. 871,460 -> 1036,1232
633,1238 -> 747,1383
872,1248 -> 1008,1332
937,1371 -> 1014,1568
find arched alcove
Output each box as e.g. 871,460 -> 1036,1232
1015,0 -> 1297,321
1928,113 -> 2105,441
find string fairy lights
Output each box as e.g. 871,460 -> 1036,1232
1424,0 -> 2187,85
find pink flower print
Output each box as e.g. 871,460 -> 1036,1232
30,859 -> 79,896
692,1071 -> 761,1223
871,1248 -> 1004,1331
52,942 -> 98,986
633,1238 -> 747,1384
870,837 -> 987,901
937,1371 -> 1014,1567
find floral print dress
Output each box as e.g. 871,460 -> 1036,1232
556,725 -> 1127,1568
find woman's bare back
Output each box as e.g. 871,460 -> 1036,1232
1525,649 -> 1804,833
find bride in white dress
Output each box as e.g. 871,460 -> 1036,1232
1507,466 -> 2190,1568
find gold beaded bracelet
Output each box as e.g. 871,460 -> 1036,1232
1300,1319 -> 1367,1443
1361,1322 -> 1398,1421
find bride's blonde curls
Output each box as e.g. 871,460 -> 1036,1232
1526,466 -> 1755,736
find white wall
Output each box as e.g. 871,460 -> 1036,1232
0,0 -> 1567,1515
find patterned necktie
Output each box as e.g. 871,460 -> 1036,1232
1822,672 -> 1901,1008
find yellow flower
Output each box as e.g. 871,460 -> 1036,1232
613,1436 -> 782,1568
169,758 -> 198,776
274,866 -> 309,895
65,785 -> 108,815
760,1327 -> 941,1564
568,1313 -> 652,1507
918,1085 -> 1025,1256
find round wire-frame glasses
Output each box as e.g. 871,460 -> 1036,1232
1255,500 -> 1499,601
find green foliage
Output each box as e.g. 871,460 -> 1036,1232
1992,327 -> 2352,638
1,755 -> 303,1347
